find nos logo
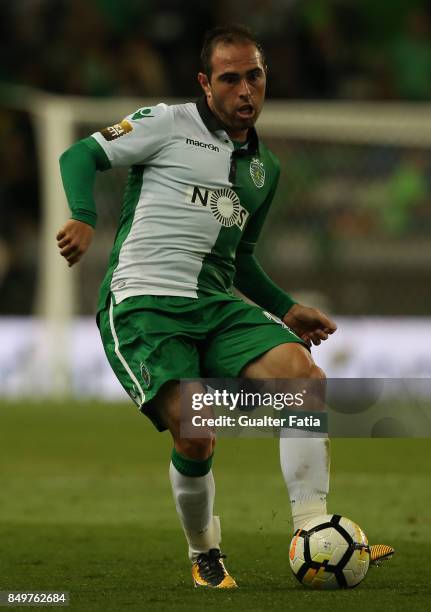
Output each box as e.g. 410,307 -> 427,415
186,186 -> 249,229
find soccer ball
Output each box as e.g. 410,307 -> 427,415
289,514 -> 370,589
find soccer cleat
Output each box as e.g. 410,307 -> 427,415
369,544 -> 395,566
192,548 -> 237,588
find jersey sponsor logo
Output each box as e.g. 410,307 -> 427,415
185,138 -> 220,152
100,119 -> 133,141
250,157 -> 265,188
132,107 -> 155,120
186,186 -> 249,229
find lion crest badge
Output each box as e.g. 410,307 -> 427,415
250,158 -> 265,188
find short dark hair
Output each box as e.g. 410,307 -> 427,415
200,24 -> 266,79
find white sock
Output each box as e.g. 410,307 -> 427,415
279,432 -> 330,532
169,462 -> 220,561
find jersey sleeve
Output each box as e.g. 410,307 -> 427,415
60,136 -> 111,228
90,103 -> 173,167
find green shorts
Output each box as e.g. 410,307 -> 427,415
97,293 -> 307,431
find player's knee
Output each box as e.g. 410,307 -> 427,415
285,344 -> 326,380
282,346 -> 327,412
310,364 -> 326,380
175,435 -> 215,460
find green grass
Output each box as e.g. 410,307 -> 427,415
0,401 -> 430,611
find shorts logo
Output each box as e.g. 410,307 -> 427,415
100,119 -> 133,141
140,362 -> 151,388
262,310 -> 297,335
186,185 -> 249,229
129,385 -> 139,404
250,158 -> 265,188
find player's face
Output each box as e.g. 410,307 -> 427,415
198,42 -> 266,140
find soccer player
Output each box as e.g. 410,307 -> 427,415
57,24 -> 393,588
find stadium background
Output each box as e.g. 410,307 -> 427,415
2,0 -> 431,318
1,2 -> 430,610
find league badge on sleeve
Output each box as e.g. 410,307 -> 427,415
250,158 -> 265,188
100,119 -> 133,141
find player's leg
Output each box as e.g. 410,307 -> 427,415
205,295 -> 394,566
241,343 -> 330,532
98,295 -> 237,587
153,380 -> 217,556
241,342 -> 395,565
203,297 -> 329,533
152,381 -> 236,588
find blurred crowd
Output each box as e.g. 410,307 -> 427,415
2,0 -> 431,99
0,0 -> 430,314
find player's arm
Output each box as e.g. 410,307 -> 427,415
234,166 -> 336,345
57,137 -> 110,266
57,103 -> 173,267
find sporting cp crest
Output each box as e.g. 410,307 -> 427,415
250,158 -> 265,188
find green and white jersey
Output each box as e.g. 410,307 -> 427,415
91,97 -> 280,311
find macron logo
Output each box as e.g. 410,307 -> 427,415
186,138 -> 219,152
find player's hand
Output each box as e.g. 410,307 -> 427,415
56,220 -> 94,267
282,303 -> 337,347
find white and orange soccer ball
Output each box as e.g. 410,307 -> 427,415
289,514 -> 370,589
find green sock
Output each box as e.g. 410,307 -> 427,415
171,447 -> 213,477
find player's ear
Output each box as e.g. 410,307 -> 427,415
198,72 -> 211,97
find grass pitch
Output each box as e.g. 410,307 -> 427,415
1,400 -> 430,611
